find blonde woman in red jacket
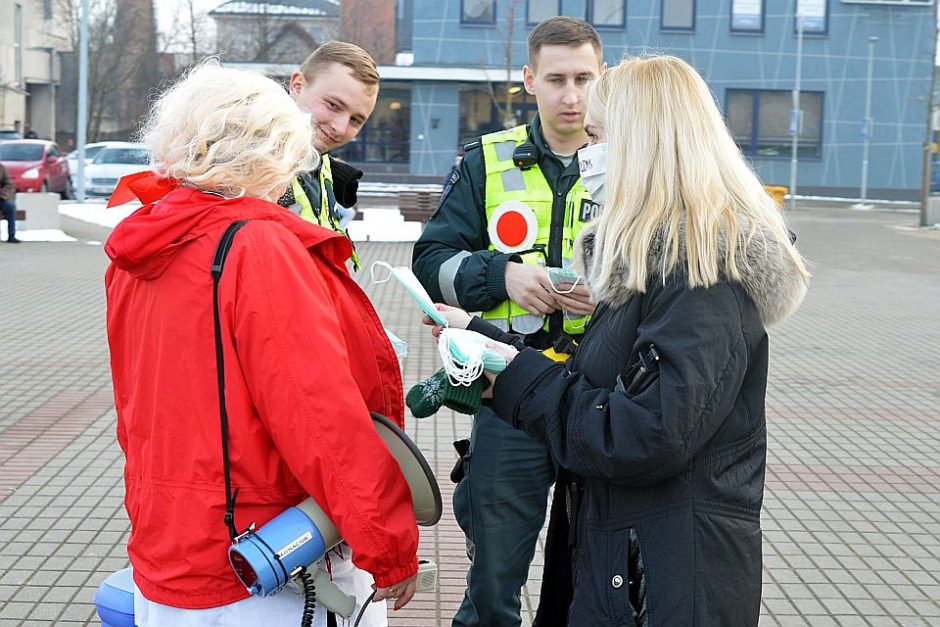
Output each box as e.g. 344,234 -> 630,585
105,61 -> 419,626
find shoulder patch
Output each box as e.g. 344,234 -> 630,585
439,167 -> 461,207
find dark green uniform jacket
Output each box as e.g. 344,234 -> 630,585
412,115 -> 583,345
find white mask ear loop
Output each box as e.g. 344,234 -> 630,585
370,260 -> 393,284
439,330 -> 485,387
564,315 -> 587,332
550,275 -> 582,295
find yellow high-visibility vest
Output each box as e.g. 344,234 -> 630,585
480,125 -> 597,335
291,154 -> 360,270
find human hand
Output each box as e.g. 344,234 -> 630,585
551,283 -> 596,316
373,573 -> 418,611
423,304 -> 472,339
480,341 -> 518,398
505,262 -> 558,316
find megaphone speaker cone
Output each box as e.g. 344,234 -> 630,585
370,412 -> 443,526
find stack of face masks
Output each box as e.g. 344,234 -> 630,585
438,328 -> 508,386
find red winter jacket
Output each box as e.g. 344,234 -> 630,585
105,187 -> 418,609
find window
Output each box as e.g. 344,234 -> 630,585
730,0 -> 764,33
43,0 -> 52,20
458,85 -> 538,142
461,0 -> 496,24
727,89 -> 824,158
396,0 -> 413,52
796,0 -> 828,35
842,0 -> 930,4
95,148 -> 150,165
588,0 -> 626,28
333,89 -> 411,164
0,143 -> 43,161
527,0 -> 560,25
662,0 -> 695,31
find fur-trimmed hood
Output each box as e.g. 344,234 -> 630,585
573,220 -> 808,326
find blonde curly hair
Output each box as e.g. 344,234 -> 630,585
141,60 -> 318,200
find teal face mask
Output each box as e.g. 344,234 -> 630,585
438,328 -> 508,387
547,266 -> 582,295
370,261 -> 449,327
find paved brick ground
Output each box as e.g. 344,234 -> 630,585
0,204 -> 938,626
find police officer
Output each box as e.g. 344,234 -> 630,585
281,41 -> 379,270
412,17 -> 605,627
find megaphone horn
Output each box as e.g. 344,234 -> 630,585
227,412 -> 442,602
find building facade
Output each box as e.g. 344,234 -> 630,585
396,0 -> 937,198
0,0 -> 71,140
232,0 -> 936,198
211,0 -> 341,64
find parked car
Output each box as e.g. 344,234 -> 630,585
0,129 -> 23,141
83,142 -> 150,197
0,139 -> 72,198
68,142 -> 112,189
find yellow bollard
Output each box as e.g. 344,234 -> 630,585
763,185 -> 788,208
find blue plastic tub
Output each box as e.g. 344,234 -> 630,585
94,567 -> 135,627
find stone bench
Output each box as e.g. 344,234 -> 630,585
14,192 -> 61,230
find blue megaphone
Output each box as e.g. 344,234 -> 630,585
226,412 -> 442,615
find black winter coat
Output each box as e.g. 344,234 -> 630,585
483,221 -> 808,626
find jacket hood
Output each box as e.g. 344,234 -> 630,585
105,187 -> 351,280
574,218 -> 808,326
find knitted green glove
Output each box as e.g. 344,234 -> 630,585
441,375 -> 489,415
406,368 -> 449,418
407,368 -> 491,417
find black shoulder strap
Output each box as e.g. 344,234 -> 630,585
212,220 -> 250,542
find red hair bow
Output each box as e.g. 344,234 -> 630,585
107,171 -> 181,208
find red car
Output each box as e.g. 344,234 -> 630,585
0,139 -> 72,198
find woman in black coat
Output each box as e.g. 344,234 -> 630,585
428,56 -> 809,626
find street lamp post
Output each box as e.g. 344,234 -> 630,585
860,36 -> 878,205
76,0 -> 89,202
789,11 -> 805,212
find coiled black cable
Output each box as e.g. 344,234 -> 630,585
353,590 -> 378,627
296,566 -> 317,627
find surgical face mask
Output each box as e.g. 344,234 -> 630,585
547,266 -> 582,295
577,142 -> 608,205
370,261 -> 449,327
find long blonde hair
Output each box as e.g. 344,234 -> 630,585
586,55 -> 808,294
141,60 -> 318,200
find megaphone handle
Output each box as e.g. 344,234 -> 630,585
313,567 -> 357,619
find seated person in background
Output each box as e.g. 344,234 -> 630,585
0,163 -> 19,243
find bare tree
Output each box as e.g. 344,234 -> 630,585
57,0 -> 161,141
485,0 -> 522,129
216,4 -> 283,63
160,0 -> 214,66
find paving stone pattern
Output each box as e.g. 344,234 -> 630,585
0,206 -> 937,626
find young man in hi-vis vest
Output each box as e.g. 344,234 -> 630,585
412,17 -> 605,627
282,42 -> 397,626
280,41 -> 380,270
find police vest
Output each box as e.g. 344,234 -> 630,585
480,125 -> 597,336
291,154 -> 361,270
